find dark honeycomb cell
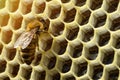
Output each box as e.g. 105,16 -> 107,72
8,63 -> 19,77
64,8 -> 76,23
1,30 -> 13,44
98,31 -> 110,46
79,10 -> 91,25
101,49 -> 114,65
75,0 -> 86,7
0,43 -> 3,55
85,45 -> 99,60
8,0 -> 20,12
64,75 -> 76,80
92,65 -> 103,80
113,36 -> 120,49
0,75 -> 10,80
50,22 -> 65,37
34,70 -> 46,80
0,60 -> 7,73
94,14 -> 107,28
35,2 -> 46,14
107,69 -> 119,80
69,42 -> 83,58
21,66 -> 32,80
61,0 -> 70,3
49,5 -> 61,19
6,48 -> 16,60
74,61 -> 88,77
53,39 -> 68,55
90,0 -> 103,10
81,27 -> 94,42
66,26 -> 79,40
106,0 -> 119,13
32,53 -> 42,66
110,17 -> 120,31
11,14 -> 23,30
0,13 -> 10,27
46,56 -> 56,69
51,72 -> 60,80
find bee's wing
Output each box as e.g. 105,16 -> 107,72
14,31 -> 34,49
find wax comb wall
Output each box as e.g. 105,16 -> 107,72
0,0 -> 120,80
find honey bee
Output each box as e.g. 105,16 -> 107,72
14,19 -> 46,65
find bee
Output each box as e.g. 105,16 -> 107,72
14,19 -> 46,65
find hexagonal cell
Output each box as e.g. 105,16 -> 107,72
85,45 -> 99,60
93,14 -> 107,28
65,25 -> 79,40
1,29 -> 13,44
48,71 -> 61,80
101,48 -> 114,65
21,66 -> 32,80
0,43 -> 3,55
113,36 -> 120,49
91,64 -> 103,80
50,21 -> 65,37
0,13 -> 10,27
75,0 -> 86,7
21,0 -> 33,14
81,27 -> 94,42
110,16 -> 120,31
106,68 -> 119,80
0,75 -> 10,80
57,58 -> 72,73
8,63 -> 19,77
68,42 -> 83,58
0,59 -> 7,73
10,14 -> 23,30
79,9 -> 91,25
8,0 -> 20,12
74,61 -> 88,77
61,0 -> 70,3
52,39 -> 68,55
90,0 -> 103,10
62,74 -> 76,80
48,5 -> 61,19
33,70 -> 46,80
106,0 -> 119,13
98,31 -> 110,46
64,8 -> 76,23
0,0 -> 6,9
34,1 -> 46,14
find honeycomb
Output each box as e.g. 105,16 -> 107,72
0,0 -> 120,80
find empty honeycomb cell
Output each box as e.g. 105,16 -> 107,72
0,13 -> 10,27
69,42 -> 83,58
11,14 -> 23,30
110,16 -> 120,31
0,0 -> 6,9
8,0 -> 20,12
61,0 -> 70,3
79,10 -> 91,25
106,0 -> 119,13
21,66 -> 32,79
5,48 -> 16,60
52,39 -> 68,55
8,63 -> 19,77
0,59 -> 7,73
49,72 -> 60,80
81,27 -> 94,42
57,58 -> 72,73
0,75 -> 10,80
50,21 -> 65,37
1,29 -> 13,44
21,0 -> 33,14
48,5 -> 61,19
66,25 -> 79,40
34,1 -> 46,14
85,45 -> 99,60
98,31 -> 110,46
90,0 -> 103,10
101,49 -> 114,65
93,14 -> 107,28
113,36 -> 120,49
64,8 -> 76,23
75,0 -> 86,7
33,70 -> 46,80
0,43 -> 3,55
91,65 -> 103,80
74,61 -> 88,77
63,75 -> 76,80
106,68 -> 119,80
